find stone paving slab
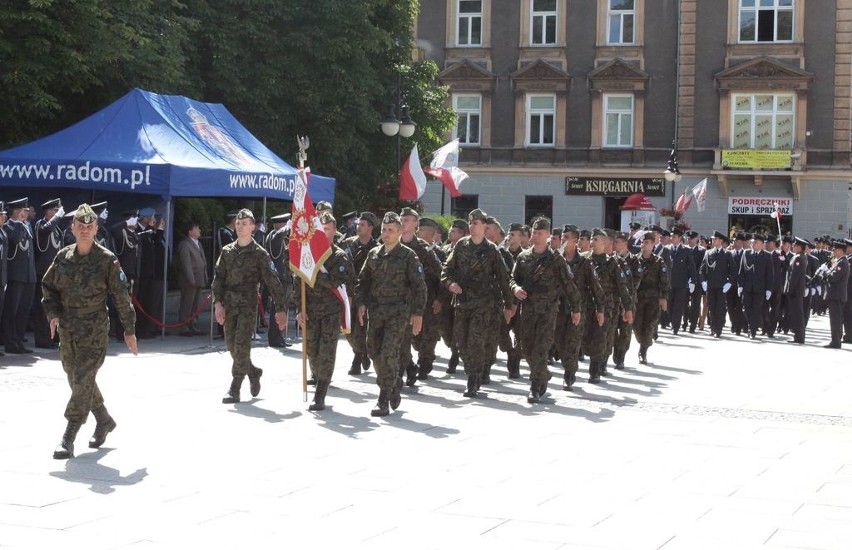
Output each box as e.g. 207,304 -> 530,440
1,315 -> 851,549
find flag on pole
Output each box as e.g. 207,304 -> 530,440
424,139 -> 468,198
399,144 -> 428,200
692,178 -> 708,212
332,285 -> 351,334
675,188 -> 693,212
289,168 -> 332,287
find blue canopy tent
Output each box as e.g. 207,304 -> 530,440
0,88 -> 336,336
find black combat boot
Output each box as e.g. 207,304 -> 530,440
588,363 -> 601,384
463,375 -> 479,398
371,389 -> 390,417
53,421 -> 83,459
390,376 -> 403,410
348,355 -> 362,376
599,361 -> 610,377
405,361 -> 418,387
309,380 -> 330,411
562,371 -> 576,391
447,351 -> 459,374
248,365 -> 263,397
88,405 -> 117,448
638,345 -> 648,365
481,364 -> 492,385
527,381 -> 541,404
417,359 -> 430,381
222,376 -> 244,404
361,355 -> 371,371
507,354 -> 521,379
538,379 -> 548,397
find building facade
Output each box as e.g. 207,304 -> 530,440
415,0 -> 852,239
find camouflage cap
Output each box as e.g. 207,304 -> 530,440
468,208 -> 488,222
383,211 -> 402,225
484,215 -> 497,225
319,211 -> 336,224
579,229 -> 592,238
359,211 -> 379,227
419,217 -> 440,229
615,232 -> 630,241
591,228 -> 607,238
399,206 -> 419,219
642,231 -> 657,242
315,201 -> 333,212
508,222 -> 524,232
530,217 -> 551,231
73,203 -> 98,224
235,208 -> 255,221
451,219 -> 469,232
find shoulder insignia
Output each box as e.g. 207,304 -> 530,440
270,260 -> 276,272
417,265 -> 423,273
662,266 -> 667,273
338,264 -> 346,273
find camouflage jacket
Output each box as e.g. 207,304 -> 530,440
586,251 -> 635,312
564,252 -> 605,313
304,245 -> 353,318
442,236 -> 513,310
341,235 -> 378,275
401,235 -> 443,306
212,239 -> 288,312
356,243 -> 427,314
42,243 -> 136,334
635,253 -> 671,299
511,246 -> 581,314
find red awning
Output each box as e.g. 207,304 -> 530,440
620,193 -> 656,211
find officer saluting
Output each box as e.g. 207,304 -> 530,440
820,240 -> 849,348
33,198 -> 66,349
2,198 -> 37,354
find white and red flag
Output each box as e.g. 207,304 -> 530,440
691,178 -> 708,212
289,168 -> 332,287
675,188 -> 693,212
399,144 -> 428,200
425,139 -> 468,198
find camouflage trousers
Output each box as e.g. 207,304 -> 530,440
605,306 -> 620,360
413,304 -> 442,367
367,304 -> 410,392
224,306 -> 258,376
345,302 -> 368,356
517,306 -> 557,384
612,315 -> 633,365
59,316 -> 110,423
438,303 -> 457,353
306,311 -> 340,382
584,305 -> 613,365
454,305 -> 498,376
634,297 -> 661,347
497,308 -> 521,365
555,306 -> 586,375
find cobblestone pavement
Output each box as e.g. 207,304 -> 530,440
1,314 -> 851,549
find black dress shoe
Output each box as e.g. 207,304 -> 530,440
35,342 -> 58,349
823,342 -> 841,349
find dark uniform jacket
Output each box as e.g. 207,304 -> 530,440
668,244 -> 697,289
0,225 -> 7,288
700,247 -> 736,289
111,221 -> 141,279
769,250 -> 787,294
138,227 -> 166,282
738,249 -> 773,294
785,252 -> 808,297
34,215 -> 65,277
825,256 -> 849,303
3,219 -> 36,283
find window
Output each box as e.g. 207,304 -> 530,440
603,94 -> 634,147
526,95 -> 555,146
739,0 -> 793,43
457,0 -> 482,46
731,93 -> 795,149
525,196 -> 553,225
531,0 -> 557,46
453,94 -> 482,145
451,195 -> 479,219
607,0 -> 635,44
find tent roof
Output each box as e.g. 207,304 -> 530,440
0,88 -> 334,202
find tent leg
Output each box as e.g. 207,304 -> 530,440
161,199 -> 171,339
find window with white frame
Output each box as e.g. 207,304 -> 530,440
453,94 -> 482,145
739,0 -> 793,43
731,93 -> 795,149
603,94 -> 634,147
526,94 -> 556,146
531,0 -> 557,46
457,0 -> 483,46
607,0 -> 635,45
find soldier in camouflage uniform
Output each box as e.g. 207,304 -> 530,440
634,232 -> 670,363
511,217 -> 582,403
486,216 -> 517,384
584,228 -> 635,383
504,223 -> 526,378
440,219 -> 468,373
264,213 -> 294,348
356,212 -> 427,417
612,232 -> 638,370
42,204 -> 138,460
442,209 -> 514,398
413,217 -> 447,381
212,209 -> 289,404
340,211 -> 379,375
296,213 -> 353,411
555,225 -> 604,390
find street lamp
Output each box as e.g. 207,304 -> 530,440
663,140 -> 682,183
381,71 -> 417,192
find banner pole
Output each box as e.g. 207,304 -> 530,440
301,279 -> 308,402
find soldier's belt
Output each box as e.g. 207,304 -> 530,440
63,303 -> 107,316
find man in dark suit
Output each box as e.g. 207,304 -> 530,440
738,234 -> 773,339
726,232 -> 748,335
821,240 -> 849,348
667,227 -> 697,335
0,202 -> 6,355
265,213 -> 293,348
784,237 -> 809,344
32,198 -> 66,348
763,235 -> 786,337
2,198 -> 37,354
177,221 -> 208,336
844,239 -> 852,344
802,241 -> 819,328
685,230 -> 705,333
700,230 -> 736,338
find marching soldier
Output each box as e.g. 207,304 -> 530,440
819,240 -> 848,348
264,213 -> 293,348
667,227 -> 697,336
341,212 -> 379,371
413,217 -> 446,381
442,209 -> 514,399
441,219 -> 468,374
33,198 -> 66,349
611,232 -> 637,370
685,230 -> 705,333
356,212 -> 426,417
784,237 -> 809,344
700,231 -> 736,338
763,235 -> 786,338
738,234 -> 773,339
3,198 -> 37,354
633,232 -> 670,364
486,216 -> 517,384
726,233 -> 748,335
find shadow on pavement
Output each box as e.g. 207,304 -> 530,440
229,402 -> 301,423
49,449 -> 148,494
385,412 -> 460,438
329,386 -> 373,405
470,390 -> 618,423
315,410 -> 378,438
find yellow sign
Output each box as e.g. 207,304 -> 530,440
721,149 -> 792,170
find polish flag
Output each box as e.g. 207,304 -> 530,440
425,139 -> 468,198
289,168 -> 332,287
675,188 -> 693,212
332,285 -> 351,334
399,144 -> 428,200
692,178 -> 708,212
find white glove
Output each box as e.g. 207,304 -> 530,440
701,281 -> 708,292
258,223 -> 266,233
99,208 -> 109,220
54,206 -> 65,219
723,282 -> 732,293
816,286 -> 822,295
689,283 -> 695,293
765,290 -> 771,300
737,287 -> 743,297
126,216 -> 138,227
810,287 -> 817,296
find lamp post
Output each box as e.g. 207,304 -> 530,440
664,139 -> 682,204
380,71 -> 416,191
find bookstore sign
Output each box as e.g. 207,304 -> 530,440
564,177 -> 666,197
728,197 -> 793,216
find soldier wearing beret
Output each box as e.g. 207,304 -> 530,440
442,209 -> 514,398
2,198 -> 37,354
356,212 -> 427,417
341,212 -> 379,374
42,204 -> 138,459
212,209 -> 289,404
633,232 -> 670,364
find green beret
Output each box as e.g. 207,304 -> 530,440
383,211 -> 402,225
73,203 -> 97,224
359,211 -> 379,227
399,207 -> 419,219
531,217 -> 551,231
235,208 -> 255,221
467,208 -> 488,222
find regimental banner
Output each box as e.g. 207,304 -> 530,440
728,197 -> 793,216
721,149 -> 792,170
564,177 -> 666,197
